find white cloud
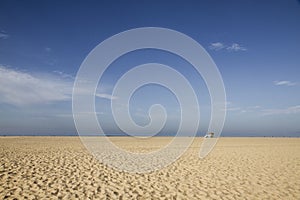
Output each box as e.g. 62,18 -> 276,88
95,93 -> 118,100
226,43 -> 247,51
0,66 -> 118,106
224,102 -> 243,113
225,101 -> 232,106
209,42 -> 225,51
209,42 -> 247,52
0,32 -> 9,39
226,104 -> 300,116
249,105 -> 261,109
0,66 -> 72,106
273,80 -> 297,86
226,107 -> 241,111
53,70 -> 74,79
262,105 -> 300,116
224,102 -> 262,114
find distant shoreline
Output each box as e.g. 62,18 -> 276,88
0,135 -> 299,138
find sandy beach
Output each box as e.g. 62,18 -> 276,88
0,137 -> 299,199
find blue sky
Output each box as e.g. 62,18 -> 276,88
0,0 -> 299,136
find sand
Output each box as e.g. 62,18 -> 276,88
0,137 -> 299,199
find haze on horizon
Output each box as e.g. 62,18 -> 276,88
0,0 -> 299,137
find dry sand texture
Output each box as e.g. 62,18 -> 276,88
0,137 -> 300,199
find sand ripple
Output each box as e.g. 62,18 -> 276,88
0,137 -> 299,199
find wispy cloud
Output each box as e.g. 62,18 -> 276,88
0,66 -> 72,106
0,32 -> 9,39
273,80 -> 297,86
225,102 -> 262,114
95,93 -> 118,100
209,42 -> 247,52
262,105 -> 300,116
226,103 -> 300,116
224,101 -> 242,112
53,70 -> 74,79
226,107 -> 241,111
209,42 -> 225,51
0,65 -> 118,106
226,43 -> 247,51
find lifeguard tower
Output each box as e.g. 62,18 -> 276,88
204,132 -> 214,138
